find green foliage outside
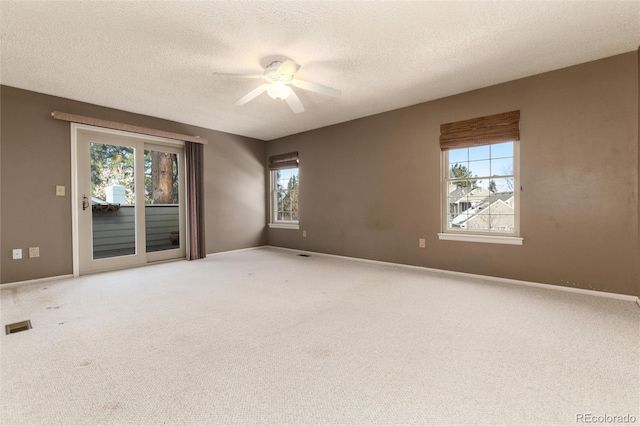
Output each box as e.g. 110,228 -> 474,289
449,163 -> 477,189
90,143 -> 178,205
276,170 -> 299,221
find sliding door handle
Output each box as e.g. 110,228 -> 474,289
82,195 -> 90,211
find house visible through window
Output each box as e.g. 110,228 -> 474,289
445,142 -> 517,233
268,151 -> 299,229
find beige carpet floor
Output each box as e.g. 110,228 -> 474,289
1,247 -> 638,425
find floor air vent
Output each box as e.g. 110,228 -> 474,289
298,254 -> 311,257
5,320 -> 32,335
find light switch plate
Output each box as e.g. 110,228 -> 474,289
56,185 -> 65,196
12,249 -> 22,260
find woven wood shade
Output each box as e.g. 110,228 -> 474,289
440,110 -> 520,150
269,152 -> 299,170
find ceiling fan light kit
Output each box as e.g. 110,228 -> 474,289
266,81 -> 292,100
220,60 -> 341,113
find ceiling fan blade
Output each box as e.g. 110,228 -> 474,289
234,84 -> 269,106
277,60 -> 301,76
291,79 -> 341,97
285,90 -> 305,113
214,72 -> 264,79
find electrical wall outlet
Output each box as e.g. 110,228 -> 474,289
56,185 -> 65,196
29,247 -> 40,258
419,238 -> 426,248
12,249 -> 22,260
302,230 -> 307,237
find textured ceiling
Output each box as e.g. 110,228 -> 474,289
1,1 -> 638,141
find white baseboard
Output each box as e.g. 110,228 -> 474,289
0,246 -> 266,288
266,246 -> 639,304
206,245 -> 267,257
4,247 -> 637,306
0,274 -> 74,290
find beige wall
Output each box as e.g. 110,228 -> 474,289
267,52 -> 639,296
0,86 -> 267,284
2,52 -> 638,296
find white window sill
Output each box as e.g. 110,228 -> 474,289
438,233 -> 523,245
268,223 -> 300,230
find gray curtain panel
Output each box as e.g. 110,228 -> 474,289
186,142 -> 206,260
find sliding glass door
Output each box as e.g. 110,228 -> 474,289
75,126 -> 185,275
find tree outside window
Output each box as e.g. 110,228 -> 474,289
274,168 -> 299,222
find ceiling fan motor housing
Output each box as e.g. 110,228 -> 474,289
265,61 -> 283,74
264,61 -> 294,82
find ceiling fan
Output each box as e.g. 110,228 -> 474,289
217,60 -> 341,113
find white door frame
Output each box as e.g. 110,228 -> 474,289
71,123 -> 186,276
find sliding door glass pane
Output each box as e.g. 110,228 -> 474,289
90,142 -> 136,259
144,150 -> 180,252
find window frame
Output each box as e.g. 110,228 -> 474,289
268,167 -> 300,230
439,140 -> 522,245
